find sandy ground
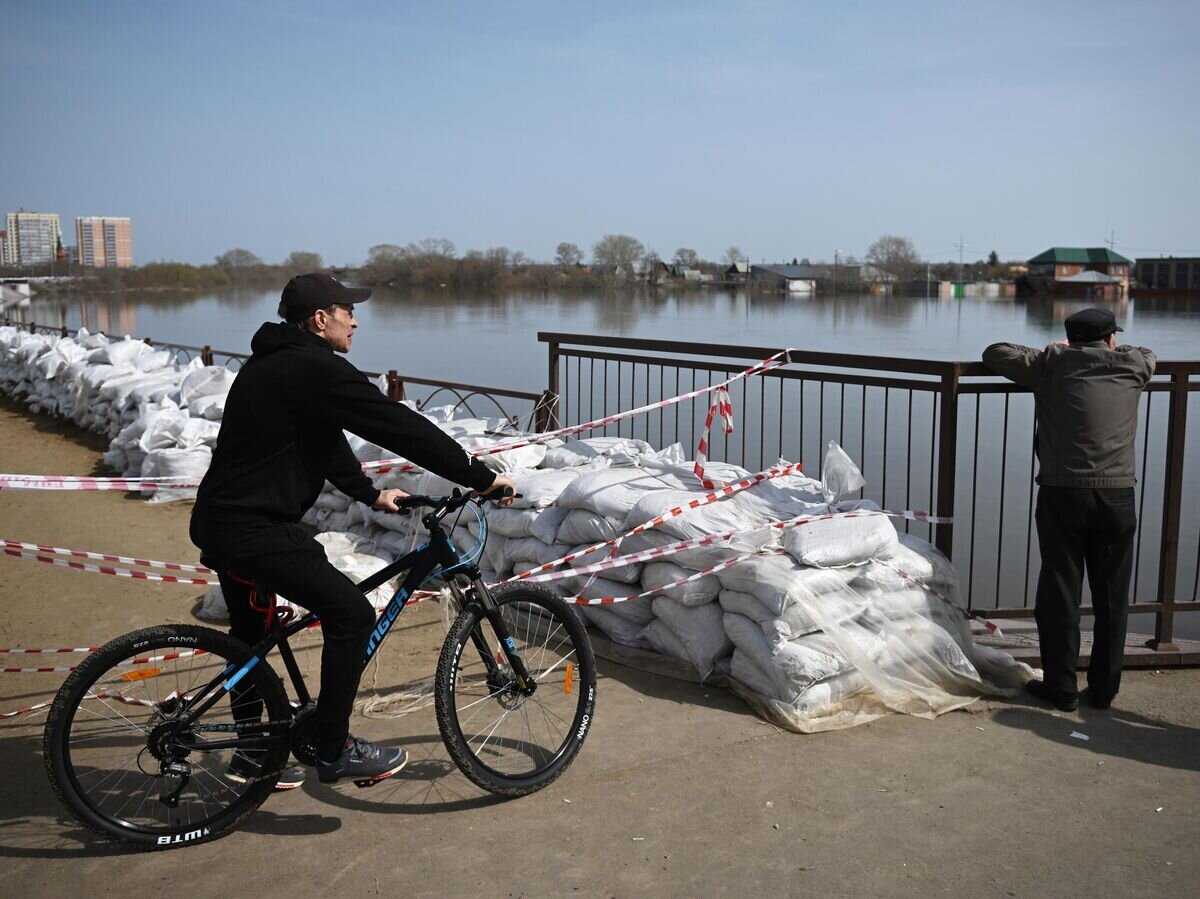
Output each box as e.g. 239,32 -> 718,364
0,393 -> 1197,899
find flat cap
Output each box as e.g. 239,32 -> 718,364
1065,307 -> 1123,343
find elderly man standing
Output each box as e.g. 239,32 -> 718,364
983,308 -> 1155,712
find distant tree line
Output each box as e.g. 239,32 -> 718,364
7,233 -> 1028,295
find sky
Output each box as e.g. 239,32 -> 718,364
3,0 -> 1198,267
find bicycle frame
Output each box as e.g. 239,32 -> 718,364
174,497 -> 535,751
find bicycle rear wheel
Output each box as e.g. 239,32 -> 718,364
43,625 -> 291,849
435,583 -> 596,796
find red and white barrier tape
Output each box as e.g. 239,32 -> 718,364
363,348 -> 794,487
500,461 -> 805,585
693,386 -> 736,489
873,558 -> 1002,636
511,508 -> 951,591
2,547 -> 217,585
0,646 -> 99,654
0,699 -> 52,719
0,474 -> 201,491
1,539 -> 213,573
561,548 -> 776,606
1,648 -> 207,674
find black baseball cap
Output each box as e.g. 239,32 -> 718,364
278,273 -> 371,321
1064,307 -> 1123,343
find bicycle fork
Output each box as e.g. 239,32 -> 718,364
460,579 -> 536,697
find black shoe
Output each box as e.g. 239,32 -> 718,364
226,750 -> 307,791
317,736 -> 408,785
1025,679 -> 1078,712
1086,690 -> 1114,710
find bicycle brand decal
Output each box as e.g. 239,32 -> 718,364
156,828 -> 210,845
365,593 -> 406,659
223,655 -> 261,691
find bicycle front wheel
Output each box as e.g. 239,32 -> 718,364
43,625 -> 291,849
435,583 -> 596,796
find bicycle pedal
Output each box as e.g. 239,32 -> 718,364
352,774 -> 395,788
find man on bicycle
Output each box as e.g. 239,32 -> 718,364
190,272 -> 514,788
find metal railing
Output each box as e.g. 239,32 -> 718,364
540,332 -> 1199,649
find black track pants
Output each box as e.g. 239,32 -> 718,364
1034,486 -> 1137,700
190,512 -> 376,760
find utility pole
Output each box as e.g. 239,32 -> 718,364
833,248 -> 839,297
954,234 -> 967,284
1105,230 -> 1117,251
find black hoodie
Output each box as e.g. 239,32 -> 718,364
193,322 -> 496,522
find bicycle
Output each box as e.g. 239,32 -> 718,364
43,489 -> 596,849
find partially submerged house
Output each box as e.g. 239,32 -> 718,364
750,264 -> 820,294
1023,247 -> 1132,298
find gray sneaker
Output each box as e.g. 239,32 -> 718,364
317,736 -> 408,785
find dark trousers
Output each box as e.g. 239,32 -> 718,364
190,512 -> 376,760
1034,486 -> 1137,700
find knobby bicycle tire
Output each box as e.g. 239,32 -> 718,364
44,624 -> 291,849
434,583 -> 596,796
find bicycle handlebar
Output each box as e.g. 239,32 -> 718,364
391,485 -> 518,516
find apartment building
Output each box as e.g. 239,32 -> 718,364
3,212 -> 63,266
76,216 -> 134,268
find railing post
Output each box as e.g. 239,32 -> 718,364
544,339 -> 561,430
1149,370 -> 1188,651
60,325 -> 68,337
534,389 -> 557,433
387,370 -> 404,402
934,365 -> 960,563
201,345 -> 213,366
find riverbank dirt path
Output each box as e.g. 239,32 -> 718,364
1,394 -> 1197,898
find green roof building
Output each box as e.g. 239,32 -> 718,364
1025,247 -> 1131,296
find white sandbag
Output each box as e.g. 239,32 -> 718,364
195,585 -> 230,622
179,365 -> 236,406
481,506 -> 542,539
578,604 -> 648,648
185,393 -> 222,422
623,488 -> 776,549
572,579 -> 653,624
649,597 -> 732,680
529,506 -> 569,545
723,612 -> 856,704
541,436 -> 655,469
507,468 -> 583,510
506,536 -> 564,571
556,508 -> 619,545
141,446 -> 211,503
782,500 -> 899,567
716,554 -> 858,615
90,337 -> 151,366
718,590 -> 821,643
618,529 -> 744,572
641,561 -> 720,607
460,434 -> 546,473
556,467 -> 693,519
130,349 -> 173,372
567,543 -> 641,585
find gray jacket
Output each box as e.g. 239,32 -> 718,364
982,340 -> 1156,488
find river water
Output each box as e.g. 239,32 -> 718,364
25,286 -> 1200,392
22,287 -> 1200,641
